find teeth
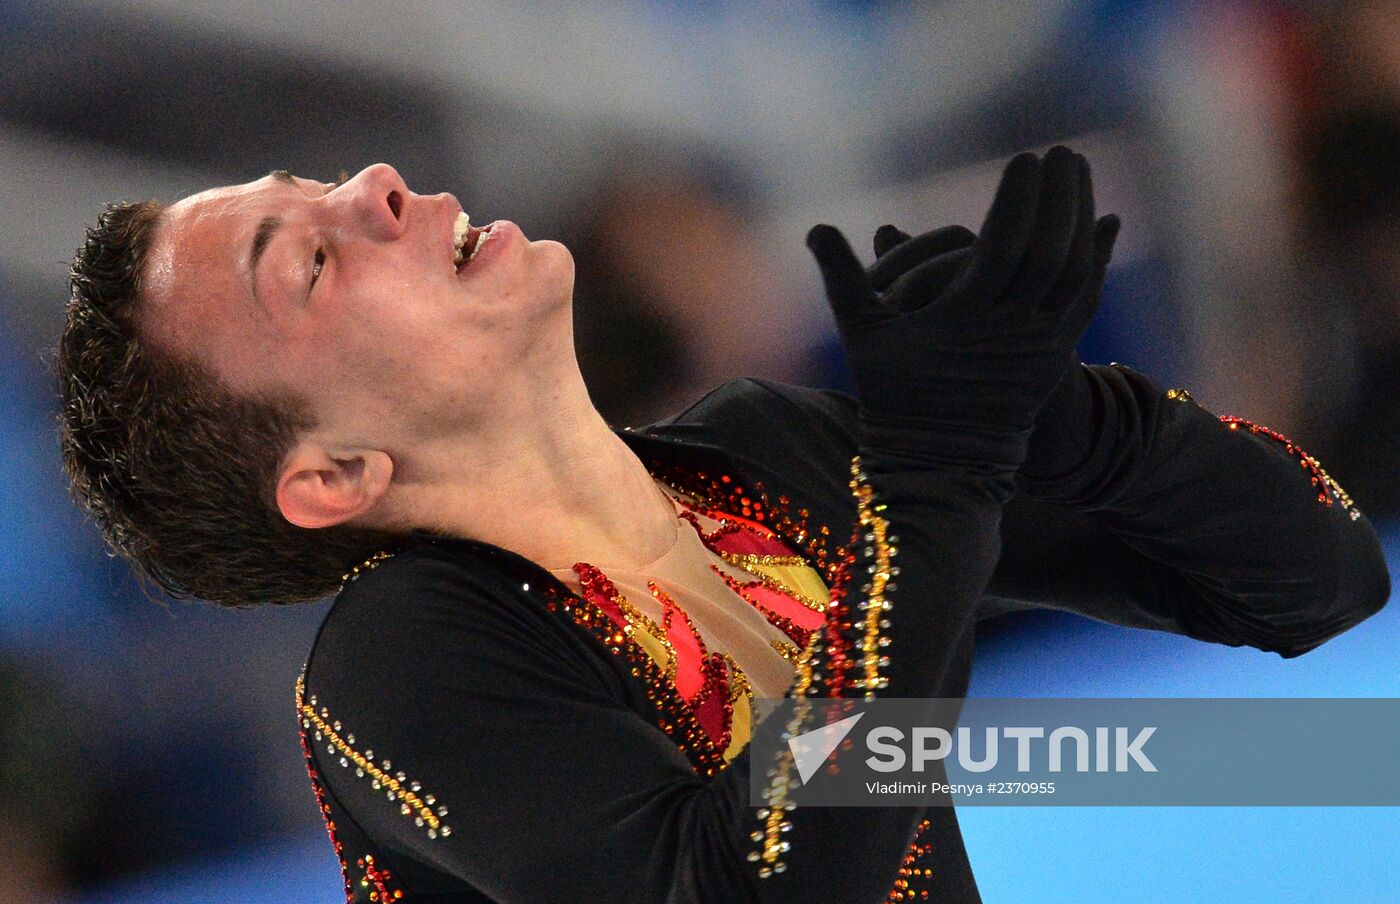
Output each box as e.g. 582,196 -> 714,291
452,212 -> 471,265
467,226 -> 494,262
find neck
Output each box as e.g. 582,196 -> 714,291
370,370 -> 679,572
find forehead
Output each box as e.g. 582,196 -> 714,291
146,178 -> 272,281
153,176 -> 285,263
140,177 -> 286,362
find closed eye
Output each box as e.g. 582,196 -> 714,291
310,247 -> 326,291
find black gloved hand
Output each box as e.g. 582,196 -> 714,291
866,206 -> 1121,488
806,146 -> 1110,473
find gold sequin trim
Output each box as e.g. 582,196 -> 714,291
295,674 -> 452,840
850,456 -> 894,696
750,632 -> 818,879
719,651 -> 754,706
613,590 -> 680,685
721,559 -> 829,614
770,640 -> 802,662
340,550 -> 394,589
718,551 -> 808,568
752,454 -> 900,878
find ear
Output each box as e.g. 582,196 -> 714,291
275,442 -> 394,530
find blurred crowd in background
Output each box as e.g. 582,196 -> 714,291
1,0 -> 1397,901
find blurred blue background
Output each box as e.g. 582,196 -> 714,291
1,0 -> 1396,901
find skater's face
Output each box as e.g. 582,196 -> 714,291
137,163 -> 576,442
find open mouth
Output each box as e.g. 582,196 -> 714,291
453,212 -> 496,272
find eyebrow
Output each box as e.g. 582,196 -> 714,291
248,214 -> 283,307
246,170 -> 344,305
269,168 -> 349,190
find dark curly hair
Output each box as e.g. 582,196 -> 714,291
56,199 -> 397,606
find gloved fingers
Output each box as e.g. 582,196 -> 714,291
1053,216 -> 1120,346
874,224 -> 912,258
1000,145 -> 1081,310
806,224 -> 884,332
1091,214 -> 1121,277
870,225 -> 976,291
1048,212 -> 1121,318
1042,153 -> 1097,310
957,151 -> 1043,306
884,246 -> 975,313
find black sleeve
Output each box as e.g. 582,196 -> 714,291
748,369 -> 1391,659
985,362 -> 1391,657
303,444 -> 1008,903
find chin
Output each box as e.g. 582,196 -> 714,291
526,239 -> 576,302
529,237 -> 574,270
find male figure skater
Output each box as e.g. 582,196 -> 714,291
58,148 -> 1389,902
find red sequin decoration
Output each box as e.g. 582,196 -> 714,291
1219,415 -> 1358,516
298,712 -> 354,902
711,567 -> 819,648
886,818 -> 936,902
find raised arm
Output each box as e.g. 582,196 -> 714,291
982,360 -> 1391,657
857,201 -> 1389,658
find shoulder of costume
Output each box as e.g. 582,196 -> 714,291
640,376 -> 852,430
622,377 -> 857,465
309,538 -> 569,660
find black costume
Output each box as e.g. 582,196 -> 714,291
297,365 -> 1389,903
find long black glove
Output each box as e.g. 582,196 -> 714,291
806,146 -> 1109,475
866,201 -> 1122,489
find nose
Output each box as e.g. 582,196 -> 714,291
338,163 -> 411,240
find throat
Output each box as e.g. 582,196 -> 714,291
539,477 -> 683,573
389,397 -> 680,576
